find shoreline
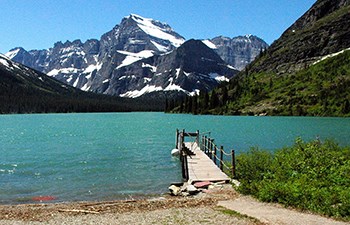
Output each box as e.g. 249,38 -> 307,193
0,192 -> 167,207
0,184 -> 239,223
1,184 -> 348,225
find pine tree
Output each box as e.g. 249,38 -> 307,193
210,90 -> 219,109
342,99 -> 350,114
221,86 -> 228,106
191,95 -> 198,114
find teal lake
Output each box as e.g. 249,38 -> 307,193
1,112 -> 349,204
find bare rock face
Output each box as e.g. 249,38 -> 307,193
209,35 -> 269,71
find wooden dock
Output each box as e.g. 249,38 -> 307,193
185,142 -> 231,184
175,129 -> 233,184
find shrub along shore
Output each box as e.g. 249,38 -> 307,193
235,138 -> 350,221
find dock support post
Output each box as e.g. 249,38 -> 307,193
213,146 -> 217,166
176,129 -> 179,149
231,149 -> 236,178
204,136 -> 207,154
209,138 -> 213,159
220,146 -> 224,170
196,130 -> 199,145
208,138 -> 212,159
201,135 -> 204,150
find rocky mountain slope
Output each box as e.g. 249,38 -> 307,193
6,14 -> 266,98
250,0 -> 350,74
171,0 -> 350,116
100,39 -> 237,97
205,35 -> 268,71
0,54 -> 163,113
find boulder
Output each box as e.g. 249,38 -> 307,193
186,184 -> 198,194
168,185 -> 181,196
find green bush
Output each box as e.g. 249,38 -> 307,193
235,138 -> 350,220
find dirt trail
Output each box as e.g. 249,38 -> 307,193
218,195 -> 349,225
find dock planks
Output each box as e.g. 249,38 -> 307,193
185,142 -> 231,184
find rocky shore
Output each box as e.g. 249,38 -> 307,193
0,184 -> 257,225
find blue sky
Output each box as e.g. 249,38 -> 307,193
1,0 -> 316,54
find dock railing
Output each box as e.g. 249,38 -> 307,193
176,129 -> 236,180
200,134 -> 236,179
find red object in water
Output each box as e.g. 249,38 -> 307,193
32,196 -> 56,202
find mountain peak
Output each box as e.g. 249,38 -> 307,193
5,47 -> 26,59
121,13 -> 185,48
127,13 -> 148,22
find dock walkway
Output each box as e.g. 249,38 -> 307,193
185,142 -> 231,184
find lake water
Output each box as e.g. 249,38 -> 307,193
1,112 -> 349,204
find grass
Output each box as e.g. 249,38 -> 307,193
216,206 -> 264,224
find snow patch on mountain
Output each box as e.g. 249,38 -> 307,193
226,64 -> 237,70
151,40 -> 168,52
5,49 -> 21,59
210,73 -> 229,82
129,14 -> 185,47
202,40 -> 217,49
84,63 -> 102,74
0,54 -> 24,72
81,82 -> 90,91
117,50 -> 154,69
120,84 -> 163,98
0,57 -> 10,68
312,47 -> 350,65
142,63 -> 157,73
164,82 -> 184,92
47,68 -> 80,76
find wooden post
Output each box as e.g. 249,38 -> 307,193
231,149 -> 236,178
176,129 -> 179,149
209,138 -> 213,159
183,152 -> 188,181
204,136 -> 207,154
209,138 -> 211,157
196,130 -> 199,145
220,146 -> 224,171
201,135 -> 204,151
213,146 -> 217,166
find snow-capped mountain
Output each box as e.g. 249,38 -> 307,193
5,14 -> 258,97
92,39 -> 237,97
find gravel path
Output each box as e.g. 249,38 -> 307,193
218,196 -> 349,225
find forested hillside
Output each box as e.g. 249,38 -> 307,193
168,0 -> 350,117
168,50 -> 350,116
